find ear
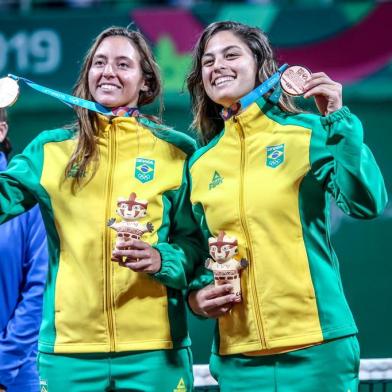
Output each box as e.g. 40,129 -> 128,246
140,80 -> 149,92
0,121 -> 8,143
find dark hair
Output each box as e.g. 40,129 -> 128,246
66,26 -> 163,192
187,21 -> 300,144
0,108 -> 11,157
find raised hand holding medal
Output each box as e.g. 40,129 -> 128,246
302,71 -> 343,116
280,65 -> 343,115
221,63 -> 342,121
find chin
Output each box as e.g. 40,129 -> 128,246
94,99 -> 114,108
93,95 -> 120,108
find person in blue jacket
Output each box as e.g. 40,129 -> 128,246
0,108 -> 48,392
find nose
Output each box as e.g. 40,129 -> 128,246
214,55 -> 227,71
102,63 -> 115,77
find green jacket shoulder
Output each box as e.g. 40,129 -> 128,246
138,117 -> 196,156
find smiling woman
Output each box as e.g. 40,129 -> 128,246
0,26 -> 205,392
88,36 -> 149,108
186,21 -> 388,392
200,31 -> 258,109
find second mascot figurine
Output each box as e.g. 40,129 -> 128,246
205,231 -> 248,302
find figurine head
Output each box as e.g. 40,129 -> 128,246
208,231 -> 238,263
116,192 -> 148,221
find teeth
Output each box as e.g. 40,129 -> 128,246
99,84 -> 119,91
214,76 -> 234,86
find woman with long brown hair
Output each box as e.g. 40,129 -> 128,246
186,21 -> 387,391
0,26 -> 201,391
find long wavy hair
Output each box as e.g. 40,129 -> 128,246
66,26 -> 163,192
0,108 -> 11,158
187,21 -> 300,144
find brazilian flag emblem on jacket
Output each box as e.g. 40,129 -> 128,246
135,158 -> 155,183
266,144 -> 284,168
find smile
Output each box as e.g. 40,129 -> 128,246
213,76 -> 235,86
98,84 -> 121,91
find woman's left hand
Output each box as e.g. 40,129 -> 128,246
303,72 -> 342,116
114,239 -> 162,274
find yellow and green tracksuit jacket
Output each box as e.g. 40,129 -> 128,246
188,98 -> 388,356
0,115 -> 202,354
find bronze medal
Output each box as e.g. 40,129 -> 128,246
280,65 -> 312,96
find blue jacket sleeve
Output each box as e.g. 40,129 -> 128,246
0,206 -> 48,388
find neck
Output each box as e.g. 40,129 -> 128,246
221,102 -> 241,120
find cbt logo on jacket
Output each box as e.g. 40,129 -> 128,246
266,144 -> 285,168
135,157 -> 155,183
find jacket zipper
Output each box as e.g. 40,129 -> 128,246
105,123 -> 116,351
235,116 -> 267,349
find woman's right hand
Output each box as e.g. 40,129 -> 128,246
188,284 -> 237,318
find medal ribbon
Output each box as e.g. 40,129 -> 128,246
221,63 -> 288,120
7,74 -> 138,117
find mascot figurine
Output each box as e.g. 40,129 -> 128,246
107,192 -> 153,263
206,231 -> 248,302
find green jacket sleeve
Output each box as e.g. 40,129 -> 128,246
0,136 -> 44,224
186,201 -> 214,292
184,153 -> 214,295
184,192 -> 214,320
310,106 -> 388,218
152,161 -> 208,290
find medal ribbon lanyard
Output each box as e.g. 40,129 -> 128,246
221,64 -> 288,120
239,63 -> 288,111
7,74 -> 115,116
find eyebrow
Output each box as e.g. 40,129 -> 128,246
202,45 -> 242,58
93,54 -> 133,62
